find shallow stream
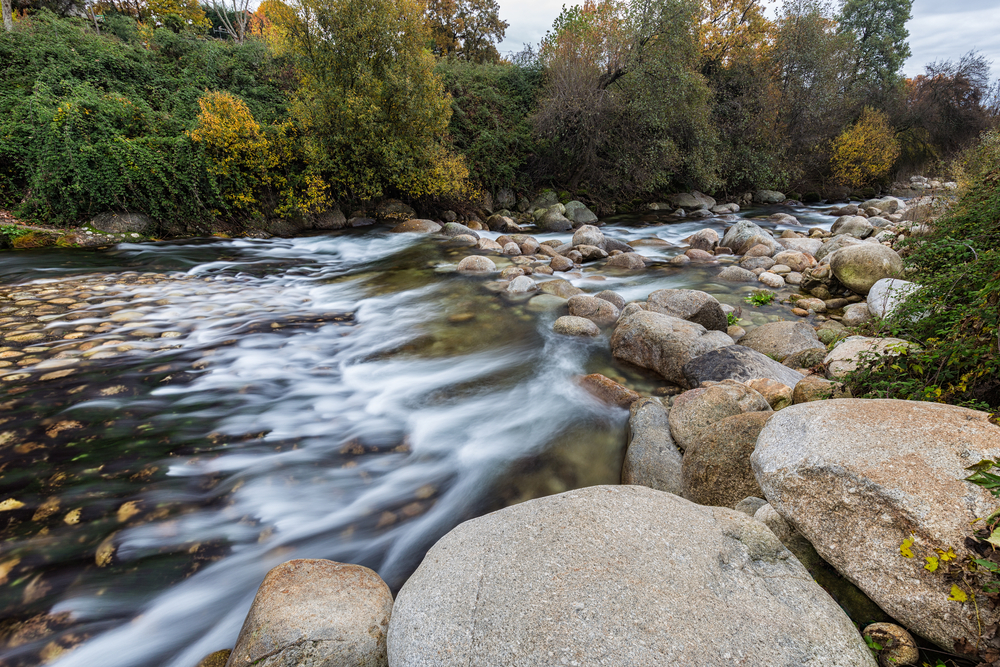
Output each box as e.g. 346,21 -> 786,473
0,204 -> 837,667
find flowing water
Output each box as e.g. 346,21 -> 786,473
0,205 -> 838,667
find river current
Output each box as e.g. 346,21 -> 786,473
0,205 -> 836,667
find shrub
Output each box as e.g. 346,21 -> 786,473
830,106 -> 900,188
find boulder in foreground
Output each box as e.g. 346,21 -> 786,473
388,485 -> 875,667
228,559 -> 392,667
752,399 -> 1000,650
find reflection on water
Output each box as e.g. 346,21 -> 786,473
0,206 -> 839,667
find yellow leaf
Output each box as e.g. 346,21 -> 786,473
0,498 -> 24,511
939,547 -> 957,562
949,585 -> 968,602
900,537 -> 915,558
924,556 -> 939,571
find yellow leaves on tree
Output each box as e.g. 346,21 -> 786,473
698,0 -> 772,65
96,0 -> 210,30
188,91 -> 288,211
830,106 -> 900,188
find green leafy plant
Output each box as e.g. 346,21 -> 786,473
726,311 -> 740,326
744,290 -> 775,307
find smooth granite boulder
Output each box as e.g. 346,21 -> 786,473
683,345 -> 805,388
621,398 -> 683,495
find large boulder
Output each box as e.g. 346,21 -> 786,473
720,220 -> 778,255
611,311 -> 733,387
682,411 -> 771,507
830,244 -> 904,295
814,234 -> 864,262
830,216 -> 873,239
645,289 -> 727,332
683,345 -> 805,388
314,207 -> 348,230
390,219 -> 442,234
388,485 -> 876,667
605,252 -> 647,270
686,228 -> 720,252
375,199 -> 415,223
229,559 -> 392,667
668,379 -> 771,452
572,225 -> 605,248
738,320 -> 821,362
456,255 -> 497,274
776,237 -> 823,256
867,278 -> 920,319
91,212 -> 156,234
823,336 -> 914,379
861,197 -> 901,214
621,398 -> 682,495
441,222 -> 480,239
752,399 -> 1000,650
553,316 -> 600,337
528,190 -> 560,211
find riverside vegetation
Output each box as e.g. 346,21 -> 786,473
2,0 -> 1000,667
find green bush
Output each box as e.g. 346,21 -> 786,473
435,58 -> 541,195
846,131 -> 1000,411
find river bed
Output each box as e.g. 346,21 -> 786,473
0,204 -> 837,667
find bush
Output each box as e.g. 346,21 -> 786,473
830,106 -> 900,188
846,130 -> 1000,411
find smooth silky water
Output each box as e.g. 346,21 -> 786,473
0,205 -> 838,667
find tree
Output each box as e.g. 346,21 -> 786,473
425,0 -> 508,63
838,0 -> 912,94
532,0 -> 718,199
95,0 -> 210,30
274,0 -> 469,205
2,0 -> 12,31
698,0 -> 770,65
830,106 -> 899,188
208,0 -> 251,42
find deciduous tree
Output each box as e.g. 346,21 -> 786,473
426,0 -> 508,63
838,0 -> 911,95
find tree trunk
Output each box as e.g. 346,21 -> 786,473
2,0 -> 13,32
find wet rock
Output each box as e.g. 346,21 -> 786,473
752,399 -> 1000,650
388,485 -> 874,667
718,266 -> 758,283
525,294 -> 567,313
645,289 -> 727,332
603,237 -> 634,254
572,225 -> 605,248
746,378 -> 793,410
567,295 -> 620,327
758,272 -> 785,288
576,245 -> 609,262
720,220 -> 776,255
506,276 -> 537,294
519,238 -> 540,255
549,255 -> 574,272
686,228 -> 719,252
593,290 -> 625,310
682,411 -> 770,507
830,244 -> 903,295
578,373 -> 640,408
314,208 -> 347,230
390,219 -> 442,234
670,191 -> 716,210
824,336 -> 914,379
528,190 -> 560,211
564,201 -> 599,225
441,222 -> 480,239
476,238 -> 503,252
738,256 -> 775,271
867,278 -> 919,319
830,216 -> 873,239
669,254 -> 692,266
539,279 -> 583,299
350,217 -> 377,227
611,311 -> 733,387
772,251 -> 814,273
684,248 -> 716,262
456,256 -> 497,274
668,380 -> 770,451
486,214 -> 519,233
91,212 -> 156,234
552,316 -> 600,337
683,345 -> 805,388
753,190 -> 785,204
776,237 -> 823,256
449,234 -> 478,247
738,320 -> 821,363
500,267 -> 525,280
621,398 -> 683,495
605,253 -> 647,270
195,650 -> 231,667
375,199 -> 415,222
229,559 -> 392,667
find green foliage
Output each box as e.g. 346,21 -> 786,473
845,130 -> 1000,411
435,58 -> 541,195
837,0 -> 912,94
726,311 -> 740,326
0,11 -> 292,227
744,290 -> 774,306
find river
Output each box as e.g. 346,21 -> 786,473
0,204 -> 836,667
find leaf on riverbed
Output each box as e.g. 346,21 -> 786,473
0,557 -> 21,584
117,500 -> 141,523
63,508 -> 81,525
949,585 -> 968,602
96,532 -> 117,567
925,556 -> 939,572
0,498 -> 25,511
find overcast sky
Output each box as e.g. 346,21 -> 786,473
495,0 -> 1000,79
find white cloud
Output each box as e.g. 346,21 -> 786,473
495,0 -> 566,56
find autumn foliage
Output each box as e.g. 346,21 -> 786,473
830,107 -> 900,188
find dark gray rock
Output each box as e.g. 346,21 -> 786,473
683,345 -> 805,388
645,289 -> 727,332
621,398 -> 683,495
91,212 -> 155,234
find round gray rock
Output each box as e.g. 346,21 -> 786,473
683,345 -> 805,388
567,294 -> 620,327
668,379 -> 771,451
572,224 -> 605,248
646,289 -> 727,332
605,252 -> 647,270
456,256 -> 497,273
387,486 -> 876,667
738,320 -> 821,362
867,278 -> 920,318
552,316 -> 600,337
830,244 -> 904,295
621,397 -> 683,495
229,559 -> 392,667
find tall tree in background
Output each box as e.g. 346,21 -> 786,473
698,0 -> 769,65
838,0 -> 912,96
426,0 -> 508,63
274,0 -> 468,205
210,0 -> 251,42
3,0 -> 13,30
